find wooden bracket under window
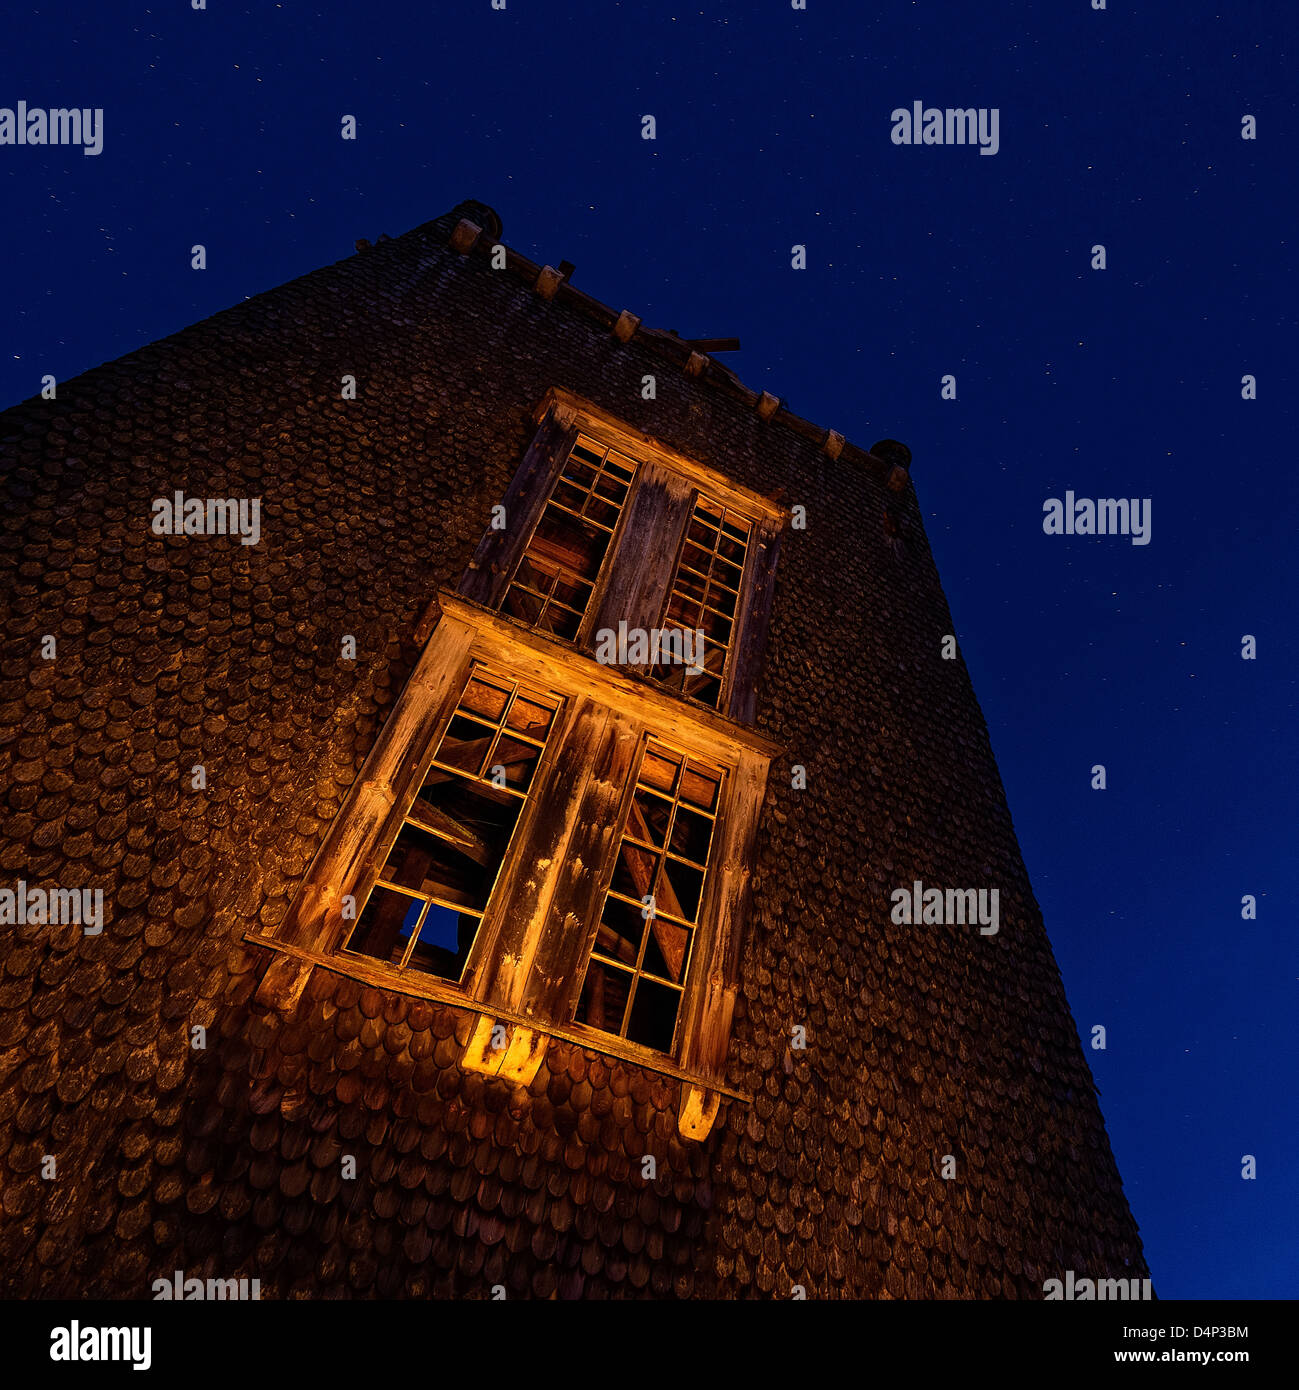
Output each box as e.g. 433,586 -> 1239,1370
254,954 -> 314,1015
678,1082 -> 722,1141
461,1015 -> 549,1086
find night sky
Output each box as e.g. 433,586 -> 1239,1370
3,2 -> 1295,1299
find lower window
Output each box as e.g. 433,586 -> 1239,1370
575,740 -> 726,1053
262,597 -> 771,1105
342,666 -> 562,981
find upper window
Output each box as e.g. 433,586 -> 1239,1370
652,497 -> 751,710
460,388 -> 786,726
500,434 -> 636,640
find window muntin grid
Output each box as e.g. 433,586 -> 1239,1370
652,496 -> 751,710
500,434 -> 636,641
341,665 -> 561,982
575,740 -> 727,1054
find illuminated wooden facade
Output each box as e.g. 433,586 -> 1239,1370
0,199 -> 1148,1298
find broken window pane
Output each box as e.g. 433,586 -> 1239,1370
653,496 -> 750,710
576,740 -> 725,1054
499,433 -> 636,639
342,666 -> 562,984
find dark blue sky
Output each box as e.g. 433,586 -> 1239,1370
3,2 -> 1295,1298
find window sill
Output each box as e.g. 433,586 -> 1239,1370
244,932 -> 752,1120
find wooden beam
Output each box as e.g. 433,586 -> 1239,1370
516,708 -> 642,1023
469,698 -> 609,1013
534,265 -> 563,300
675,744 -> 768,1084
403,802 -> 492,866
448,218 -> 482,254
612,310 -> 640,343
678,1081 -> 722,1141
461,1016 -> 548,1086
755,391 -> 780,421
725,522 -> 782,725
254,953 -> 313,1014
585,462 -> 695,663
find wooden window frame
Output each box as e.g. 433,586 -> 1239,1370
336,663 -> 567,988
250,592 -> 777,1138
574,734 -> 729,1052
652,494 -> 753,712
497,432 -> 640,645
460,388 -> 787,726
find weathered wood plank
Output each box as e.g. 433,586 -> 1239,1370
276,615 -> 476,951
675,745 -> 769,1082
521,711 -> 642,1022
468,697 -> 608,1013
584,462 -> 695,667
403,802 -> 491,866
458,407 -> 579,608
724,522 -> 782,724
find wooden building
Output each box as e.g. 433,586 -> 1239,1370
0,199 -> 1147,1297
